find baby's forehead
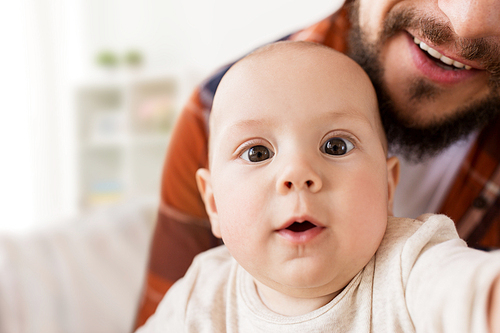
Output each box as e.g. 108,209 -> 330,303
212,43 -> 374,119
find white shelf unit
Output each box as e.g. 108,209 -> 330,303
76,72 -> 185,210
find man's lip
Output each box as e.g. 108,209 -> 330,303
406,31 -> 484,71
405,32 -> 479,84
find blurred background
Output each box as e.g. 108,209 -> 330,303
0,0 -> 343,233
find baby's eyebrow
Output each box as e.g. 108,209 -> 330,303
228,118 -> 269,129
216,109 -> 375,140
304,109 -> 376,133
218,118 -> 270,138
321,109 -> 372,123
229,110 -> 370,128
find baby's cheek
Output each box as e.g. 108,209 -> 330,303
349,172 -> 387,234
218,205 -> 256,244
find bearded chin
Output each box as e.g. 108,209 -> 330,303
346,1 -> 500,163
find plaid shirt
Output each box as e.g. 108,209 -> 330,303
134,5 -> 500,328
439,114 -> 500,248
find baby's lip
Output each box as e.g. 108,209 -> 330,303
276,216 -> 326,244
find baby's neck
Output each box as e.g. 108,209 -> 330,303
254,279 -> 340,316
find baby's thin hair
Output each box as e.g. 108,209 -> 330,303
243,40 -> 340,63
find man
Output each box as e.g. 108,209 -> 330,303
133,0 -> 500,328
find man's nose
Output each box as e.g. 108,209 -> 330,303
276,159 -> 323,195
438,0 -> 500,38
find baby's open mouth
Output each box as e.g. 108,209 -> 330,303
277,219 -> 325,243
286,221 -> 317,232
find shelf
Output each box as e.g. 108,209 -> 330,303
76,72 -> 182,210
83,136 -> 128,149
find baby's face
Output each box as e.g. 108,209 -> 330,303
198,44 -> 397,300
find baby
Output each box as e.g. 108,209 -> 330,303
137,41 -> 500,332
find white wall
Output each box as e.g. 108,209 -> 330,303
0,0 -> 84,233
82,0 -> 344,75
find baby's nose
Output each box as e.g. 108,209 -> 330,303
276,162 -> 322,195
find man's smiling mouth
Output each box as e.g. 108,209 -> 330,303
412,36 -> 472,71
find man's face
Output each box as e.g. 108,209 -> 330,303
349,0 -> 500,160
199,44 -> 396,301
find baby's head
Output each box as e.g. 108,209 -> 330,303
196,41 -> 399,313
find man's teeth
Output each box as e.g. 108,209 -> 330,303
413,37 -> 471,70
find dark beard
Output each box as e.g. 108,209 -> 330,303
345,1 -> 500,162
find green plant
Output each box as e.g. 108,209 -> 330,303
96,51 -> 118,68
125,50 -> 143,67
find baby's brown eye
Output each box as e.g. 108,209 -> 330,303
240,145 -> 273,162
322,137 -> 354,156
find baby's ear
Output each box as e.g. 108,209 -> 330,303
195,168 -> 221,238
386,156 -> 400,216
